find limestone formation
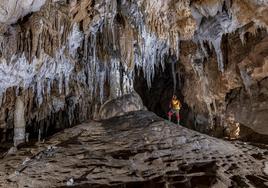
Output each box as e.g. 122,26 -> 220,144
0,0 -> 265,141
13,96 -> 25,146
0,2 -> 266,185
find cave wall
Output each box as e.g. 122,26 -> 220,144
0,0 -> 267,142
227,34 -> 268,135
178,28 -> 268,138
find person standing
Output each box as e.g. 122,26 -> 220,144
168,95 -> 181,125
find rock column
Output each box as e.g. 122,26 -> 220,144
14,96 -> 26,146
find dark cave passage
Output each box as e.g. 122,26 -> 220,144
134,60 -> 192,128
134,59 -> 268,144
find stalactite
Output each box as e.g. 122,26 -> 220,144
194,10 -> 237,72
135,28 -> 169,88
171,58 -> 177,94
239,68 -> 253,96
68,23 -> 84,58
0,0 -> 267,142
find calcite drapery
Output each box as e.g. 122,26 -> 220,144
0,0 -> 267,141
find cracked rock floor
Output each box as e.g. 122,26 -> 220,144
0,111 -> 267,187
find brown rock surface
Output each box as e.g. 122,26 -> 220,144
0,111 -> 267,187
226,36 -> 268,135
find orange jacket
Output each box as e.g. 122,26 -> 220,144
170,99 -> 181,110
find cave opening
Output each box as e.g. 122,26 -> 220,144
134,58 -> 192,128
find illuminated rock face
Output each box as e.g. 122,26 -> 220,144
0,0 -> 267,142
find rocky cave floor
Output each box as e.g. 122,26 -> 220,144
0,111 -> 268,188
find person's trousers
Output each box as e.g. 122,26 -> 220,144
168,109 -> 180,124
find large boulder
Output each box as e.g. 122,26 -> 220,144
98,91 -> 146,120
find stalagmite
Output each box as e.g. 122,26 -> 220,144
38,129 -> 41,142
25,133 -> 29,143
109,59 -> 122,99
13,96 -> 26,146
